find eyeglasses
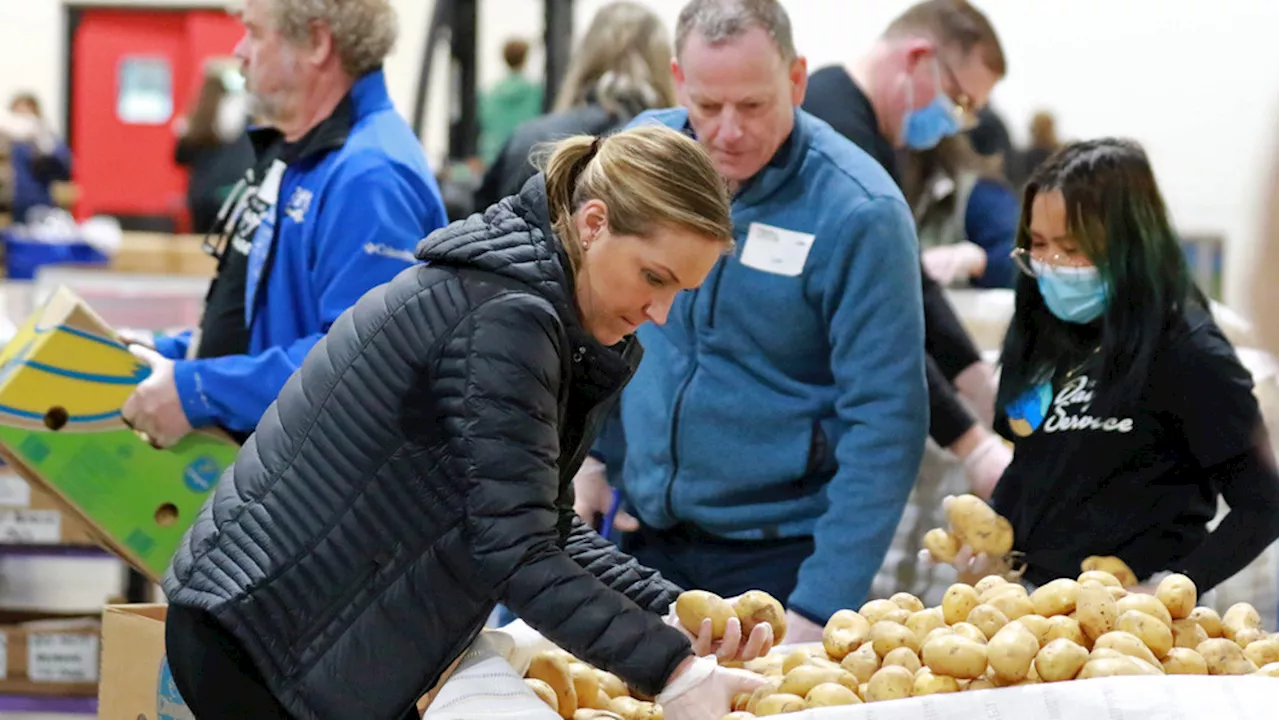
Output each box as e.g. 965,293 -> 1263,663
937,57 -> 980,131
1010,247 -> 1094,278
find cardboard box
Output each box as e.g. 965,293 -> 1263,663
110,232 -> 217,278
0,286 -> 240,581
98,605 -> 192,720
0,616 -> 100,697
0,464 -> 100,546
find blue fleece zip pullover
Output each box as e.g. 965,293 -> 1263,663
155,70 -> 447,432
610,108 -> 928,621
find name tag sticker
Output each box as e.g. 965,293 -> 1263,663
740,223 -> 815,277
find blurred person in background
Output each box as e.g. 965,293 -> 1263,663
901,134 -> 1018,289
1010,109 -> 1061,189
120,0 -> 448,449
583,0 -> 928,642
4,92 -> 72,224
473,1 -> 677,210
939,138 -> 1279,593
164,125 -> 767,720
173,59 -> 256,234
804,0 -> 1010,492
477,38 -> 544,167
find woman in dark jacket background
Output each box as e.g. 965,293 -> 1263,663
473,1 -> 676,212
161,124 -> 764,719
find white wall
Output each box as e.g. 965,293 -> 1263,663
3,0 -> 1276,312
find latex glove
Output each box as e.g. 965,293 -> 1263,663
663,599 -> 773,661
480,619 -> 559,676
953,360 -> 998,427
572,456 -> 638,533
922,242 -> 987,286
120,345 -> 193,449
781,610 -> 824,644
917,495 -> 1005,585
962,433 -> 1012,500
657,655 -> 766,720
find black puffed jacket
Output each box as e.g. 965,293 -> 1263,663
163,175 -> 691,719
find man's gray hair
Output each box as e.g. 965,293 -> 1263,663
675,0 -> 797,61
269,0 -> 398,77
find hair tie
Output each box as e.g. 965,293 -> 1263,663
571,136 -> 604,185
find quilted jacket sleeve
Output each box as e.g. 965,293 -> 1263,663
563,511 -> 682,614
452,293 -> 692,696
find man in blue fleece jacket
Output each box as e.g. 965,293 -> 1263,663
582,0 -> 928,641
120,0 -> 446,448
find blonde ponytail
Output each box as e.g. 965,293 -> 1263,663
539,125 -> 733,274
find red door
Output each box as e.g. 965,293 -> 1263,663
70,9 -> 243,230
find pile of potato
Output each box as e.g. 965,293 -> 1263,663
521,569 -> 1277,719
521,590 -> 787,720
726,571 -> 1277,718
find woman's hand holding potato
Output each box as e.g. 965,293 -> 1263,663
664,590 -> 775,662
918,495 -> 1016,585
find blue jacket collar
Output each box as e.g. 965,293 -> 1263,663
246,67 -> 392,164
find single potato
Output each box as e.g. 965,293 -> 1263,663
1244,634 -> 1279,667
1015,614 -> 1053,647
1233,628 -> 1265,649
942,584 -> 982,625
754,693 -> 806,716
1155,574 -> 1197,620
805,682 -> 861,708
840,643 -> 880,684
1076,571 -> 1122,589
965,675 -> 996,691
1092,630 -> 1160,668
528,651 -> 578,719
988,591 -> 1035,622
1172,618 -> 1210,650
1115,594 -> 1173,627
1031,579 -> 1081,617
987,622 -> 1040,683
527,678 -> 560,714
1162,647 -> 1209,675
980,582 -> 1028,605
967,604 -> 1011,641
594,671 -> 628,699
907,608 -> 947,644
1116,609 -> 1174,659
860,599 -> 908,626
865,666 -> 914,702
1254,662 -> 1279,677
973,575 -> 1009,597
890,592 -> 926,613
882,646 -> 922,674
911,668 -> 961,696
823,610 -> 872,660
1197,638 -> 1260,676
951,622 -> 989,646
1080,556 -> 1139,588
571,664 -> 604,709
921,633 -> 988,679
778,665 -> 850,698
871,620 -> 920,658
1221,603 -> 1261,643
1075,584 -> 1119,643
1077,657 -> 1149,679
1035,638 -> 1090,682
1042,615 -> 1087,646
733,591 -> 788,643
946,494 -> 1015,556
1187,607 -> 1224,638
675,590 -> 736,640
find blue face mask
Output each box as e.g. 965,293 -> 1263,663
1032,259 -> 1109,324
900,59 -> 962,151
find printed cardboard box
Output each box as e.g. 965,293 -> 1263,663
0,286 -> 240,581
0,616 -> 100,697
0,462 -> 100,546
98,605 -> 192,720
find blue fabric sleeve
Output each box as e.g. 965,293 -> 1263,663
964,179 -> 1019,289
788,196 -> 929,621
152,330 -> 192,360
171,160 -> 442,432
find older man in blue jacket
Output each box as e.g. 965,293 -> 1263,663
121,0 -> 446,448
582,0 -> 928,642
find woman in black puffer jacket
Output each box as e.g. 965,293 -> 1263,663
161,125 -> 753,719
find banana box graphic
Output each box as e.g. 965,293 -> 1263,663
0,286 -> 239,581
